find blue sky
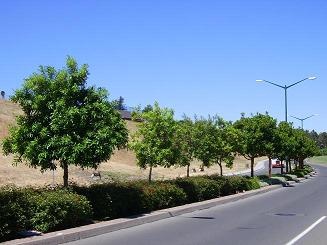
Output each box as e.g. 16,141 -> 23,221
1,1 -> 326,132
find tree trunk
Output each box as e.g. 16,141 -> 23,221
286,160 -> 289,173
148,165 -> 153,183
186,164 -> 190,177
299,158 -> 304,169
219,163 -> 223,176
289,160 -> 292,172
280,160 -> 284,174
251,157 -> 254,177
63,162 -> 69,188
268,157 -> 272,178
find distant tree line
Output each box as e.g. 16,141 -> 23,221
130,104 -> 318,182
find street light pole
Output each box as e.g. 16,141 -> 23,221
256,77 -> 317,122
284,86 -> 287,122
290,114 -> 318,129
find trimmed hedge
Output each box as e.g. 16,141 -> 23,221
0,174 -> 262,242
0,187 -> 93,241
0,187 -> 34,242
73,181 -> 187,220
172,177 -> 222,203
73,182 -> 144,220
207,175 -> 260,195
140,182 -> 187,211
31,190 -> 93,233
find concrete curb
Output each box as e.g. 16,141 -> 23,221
4,185 -> 282,245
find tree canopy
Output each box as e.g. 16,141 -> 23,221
2,57 -> 128,187
129,102 -> 177,182
234,113 -> 276,177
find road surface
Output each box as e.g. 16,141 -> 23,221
65,163 -> 327,245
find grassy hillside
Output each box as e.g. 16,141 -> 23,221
0,100 -> 256,187
309,156 -> 327,164
0,99 -> 22,139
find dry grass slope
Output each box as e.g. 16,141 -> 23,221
0,100 -> 260,187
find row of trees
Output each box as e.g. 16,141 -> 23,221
130,104 -> 318,181
307,130 -> 327,149
2,57 -> 318,186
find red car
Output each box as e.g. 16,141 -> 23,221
272,160 -> 285,168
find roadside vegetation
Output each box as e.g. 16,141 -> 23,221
0,57 -> 320,242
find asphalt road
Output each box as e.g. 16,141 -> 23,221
65,163 -> 327,245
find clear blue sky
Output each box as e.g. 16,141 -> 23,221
1,1 -> 326,132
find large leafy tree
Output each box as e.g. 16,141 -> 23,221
129,102 -> 177,182
234,113 -> 275,177
192,116 -> 236,176
2,57 -> 128,187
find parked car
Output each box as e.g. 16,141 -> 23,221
272,159 -> 285,168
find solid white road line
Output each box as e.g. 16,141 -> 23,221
285,216 -> 326,245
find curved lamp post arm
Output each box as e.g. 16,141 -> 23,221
256,79 -> 284,89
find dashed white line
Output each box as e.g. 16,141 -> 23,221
285,216 -> 326,245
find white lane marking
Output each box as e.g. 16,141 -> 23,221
285,216 -> 326,245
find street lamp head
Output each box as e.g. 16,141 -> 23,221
256,79 -> 264,82
308,76 -> 317,80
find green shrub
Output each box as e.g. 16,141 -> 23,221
220,176 -> 248,195
290,170 -> 306,178
303,165 -> 314,173
243,177 -> 261,190
173,177 -> 222,202
273,174 -> 293,181
0,186 -> 35,242
31,190 -> 92,233
141,182 -> 187,211
73,183 -> 144,220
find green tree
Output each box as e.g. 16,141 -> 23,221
2,57 -> 128,187
318,132 -> 327,148
192,116 -> 235,175
293,129 -> 318,169
193,117 -> 216,170
173,116 -> 196,177
259,115 -> 277,177
129,102 -> 177,182
112,96 -> 126,110
142,104 -> 153,113
234,113 -> 275,177
211,117 -> 236,176
274,122 -> 296,174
